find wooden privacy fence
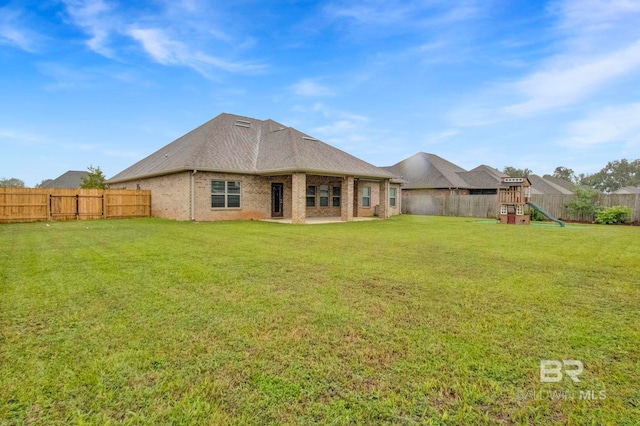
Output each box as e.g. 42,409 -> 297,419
402,193 -> 640,222
0,188 -> 151,223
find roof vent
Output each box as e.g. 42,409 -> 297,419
302,136 -> 317,141
235,119 -> 251,128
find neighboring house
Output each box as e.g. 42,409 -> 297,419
613,186 -> 640,194
40,170 -> 89,188
108,113 -> 401,223
382,152 -> 575,197
527,174 -> 574,195
458,165 -> 509,195
381,152 -> 508,195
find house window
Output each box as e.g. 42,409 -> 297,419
362,186 -> 371,207
306,185 -> 316,207
319,185 -> 329,207
211,180 -> 241,208
390,188 -> 397,207
500,205 -> 508,215
516,204 -> 524,215
332,186 -> 341,207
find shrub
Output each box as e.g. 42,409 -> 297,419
530,208 -> 545,221
566,186 -> 601,221
595,206 -> 632,224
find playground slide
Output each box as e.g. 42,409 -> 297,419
526,201 -> 565,227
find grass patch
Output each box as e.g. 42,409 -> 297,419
1,216 -> 639,424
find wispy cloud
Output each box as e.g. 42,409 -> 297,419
127,27 -> 265,76
448,0 -> 640,123
0,7 -> 41,52
325,0 -> 478,28
62,0 -> 114,56
504,40 -> 640,116
59,0 -> 266,77
290,79 -> 335,97
563,103 -> 640,147
0,128 -> 49,145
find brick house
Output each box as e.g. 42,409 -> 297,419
381,152 -> 509,199
108,113 -> 401,223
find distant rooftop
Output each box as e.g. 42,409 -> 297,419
40,170 -> 89,188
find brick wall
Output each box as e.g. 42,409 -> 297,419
389,183 -> 402,216
114,171 -> 395,222
355,179 -> 381,217
305,175 -> 344,218
114,172 -> 190,220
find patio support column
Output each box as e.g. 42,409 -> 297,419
291,172 -> 306,224
341,176 -> 354,222
378,179 -> 389,219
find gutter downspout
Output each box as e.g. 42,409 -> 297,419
191,170 -> 198,221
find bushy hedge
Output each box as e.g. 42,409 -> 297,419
595,206 -> 632,225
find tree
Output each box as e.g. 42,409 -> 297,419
503,166 -> 532,177
0,177 -> 25,188
566,186 -> 601,222
80,166 -> 108,189
577,159 -> 640,192
552,166 -> 576,184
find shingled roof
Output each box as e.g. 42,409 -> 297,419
40,170 -> 89,188
528,174 -> 574,194
457,165 -> 508,189
109,113 -> 394,183
382,152 -> 469,190
613,186 -> 640,194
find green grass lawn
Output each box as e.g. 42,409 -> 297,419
1,216 -> 639,425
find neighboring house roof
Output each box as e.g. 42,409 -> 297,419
528,174 -> 574,195
382,152 -> 470,190
613,186 -> 640,194
457,165 -> 509,189
40,171 -> 89,188
109,113 -> 394,183
542,175 -> 574,192
382,154 -> 513,190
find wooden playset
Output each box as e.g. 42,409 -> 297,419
497,177 -> 531,225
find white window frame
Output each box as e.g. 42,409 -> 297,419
211,180 -> 241,208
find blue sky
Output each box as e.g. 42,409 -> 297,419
1,0 -> 639,186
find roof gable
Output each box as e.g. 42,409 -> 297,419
528,174 -> 574,194
613,186 -> 640,194
109,113 -> 393,182
382,152 -> 469,189
40,170 -> 89,188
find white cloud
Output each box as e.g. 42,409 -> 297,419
425,129 -> 459,144
0,7 -> 40,52
325,0 -> 478,28
563,103 -> 640,147
60,0 -> 265,76
0,128 -> 48,145
504,40 -> 640,116
62,0 -> 114,56
291,79 -> 335,97
554,0 -> 640,34
127,27 -> 265,75
127,28 -> 178,64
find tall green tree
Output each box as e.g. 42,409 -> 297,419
503,166 -> 532,177
80,166 -> 108,189
552,166 -> 576,183
0,177 -> 25,187
578,159 -> 640,192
